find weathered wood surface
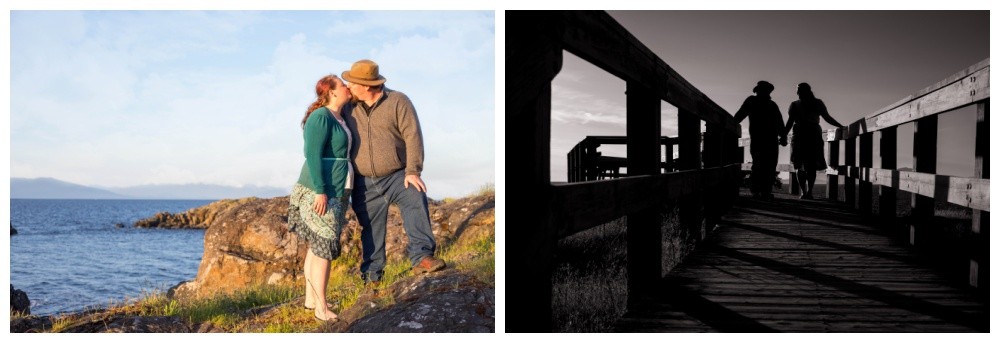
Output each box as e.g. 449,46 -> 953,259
824,167 -> 990,212
551,164 -> 740,238
615,191 -> 988,332
822,59 -> 989,141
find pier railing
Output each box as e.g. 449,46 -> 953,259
508,10 -> 742,332
567,135 -> 682,181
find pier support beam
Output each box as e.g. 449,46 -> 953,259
910,116 -> 937,247
844,137 -> 857,208
678,110 -> 703,241
506,12 -> 562,332
827,140 -> 840,200
970,100 -> 989,293
859,133 -> 873,215
626,81 -> 662,301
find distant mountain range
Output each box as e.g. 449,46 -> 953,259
10,177 -> 288,200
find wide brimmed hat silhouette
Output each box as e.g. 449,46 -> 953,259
753,80 -> 774,94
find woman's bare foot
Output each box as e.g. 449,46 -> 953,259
314,307 -> 339,323
305,300 -> 334,310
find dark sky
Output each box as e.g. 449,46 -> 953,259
550,11 -> 988,182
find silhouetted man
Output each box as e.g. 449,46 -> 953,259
733,81 -> 786,200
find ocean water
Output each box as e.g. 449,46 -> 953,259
9,199 -> 214,316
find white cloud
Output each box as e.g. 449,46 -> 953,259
10,11 -> 494,200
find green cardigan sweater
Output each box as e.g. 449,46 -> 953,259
297,107 -> 351,197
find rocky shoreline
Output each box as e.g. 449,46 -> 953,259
11,190 -> 495,333
134,197 -> 258,229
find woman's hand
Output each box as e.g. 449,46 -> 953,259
313,193 -> 328,216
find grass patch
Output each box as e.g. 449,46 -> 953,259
263,322 -> 297,333
440,231 -> 495,285
472,182 -> 494,197
180,284 -> 298,329
48,314 -> 76,333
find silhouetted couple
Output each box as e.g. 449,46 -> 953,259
734,81 -> 843,200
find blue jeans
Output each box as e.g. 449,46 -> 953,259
351,169 -> 436,282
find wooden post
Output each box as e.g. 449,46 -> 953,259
566,142 -> 583,182
971,100 -> 989,291
859,133 -> 873,214
664,139 -> 674,173
678,110 -> 703,240
703,124 -> 724,233
911,116 -> 938,247
879,127 -> 898,223
626,81 -> 662,301
827,140 -> 840,200
505,12 -> 562,332
704,124 -> 723,168
844,137 -> 857,208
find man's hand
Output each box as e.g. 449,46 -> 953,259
404,174 -> 427,193
313,193 -> 328,216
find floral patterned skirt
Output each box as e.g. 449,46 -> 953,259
288,183 -> 349,260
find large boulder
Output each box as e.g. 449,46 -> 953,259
169,196 -> 307,300
335,270 -> 494,332
11,284 -> 30,316
135,197 -> 258,229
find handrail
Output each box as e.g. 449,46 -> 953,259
552,163 -> 742,238
825,58 -> 989,141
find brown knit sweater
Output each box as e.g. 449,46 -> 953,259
347,88 -> 425,178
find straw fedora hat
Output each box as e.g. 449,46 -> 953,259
342,59 -> 387,86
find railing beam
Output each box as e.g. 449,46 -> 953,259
910,115 -> 938,247
879,127 -> 898,223
827,141 -> 840,200
505,12 -> 562,332
845,137 -> 857,208
859,133 -> 874,214
971,99 -> 989,291
678,110 -> 704,240
625,81 -> 662,300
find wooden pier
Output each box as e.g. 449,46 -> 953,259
506,10 -> 989,332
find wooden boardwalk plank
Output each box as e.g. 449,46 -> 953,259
615,192 -> 988,332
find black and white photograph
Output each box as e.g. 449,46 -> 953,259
507,10 -> 989,333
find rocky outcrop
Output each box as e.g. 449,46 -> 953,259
9,316 -> 51,333
11,284 -> 30,315
9,313 -> 191,333
169,192 -> 495,302
336,270 -> 494,333
168,196 -> 306,300
135,197 -> 258,229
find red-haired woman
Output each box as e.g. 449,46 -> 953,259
287,75 -> 354,323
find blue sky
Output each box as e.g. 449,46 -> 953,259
9,11 -> 495,200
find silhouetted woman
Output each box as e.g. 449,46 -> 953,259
783,83 -> 844,199
734,81 -> 786,200
287,75 -> 354,323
